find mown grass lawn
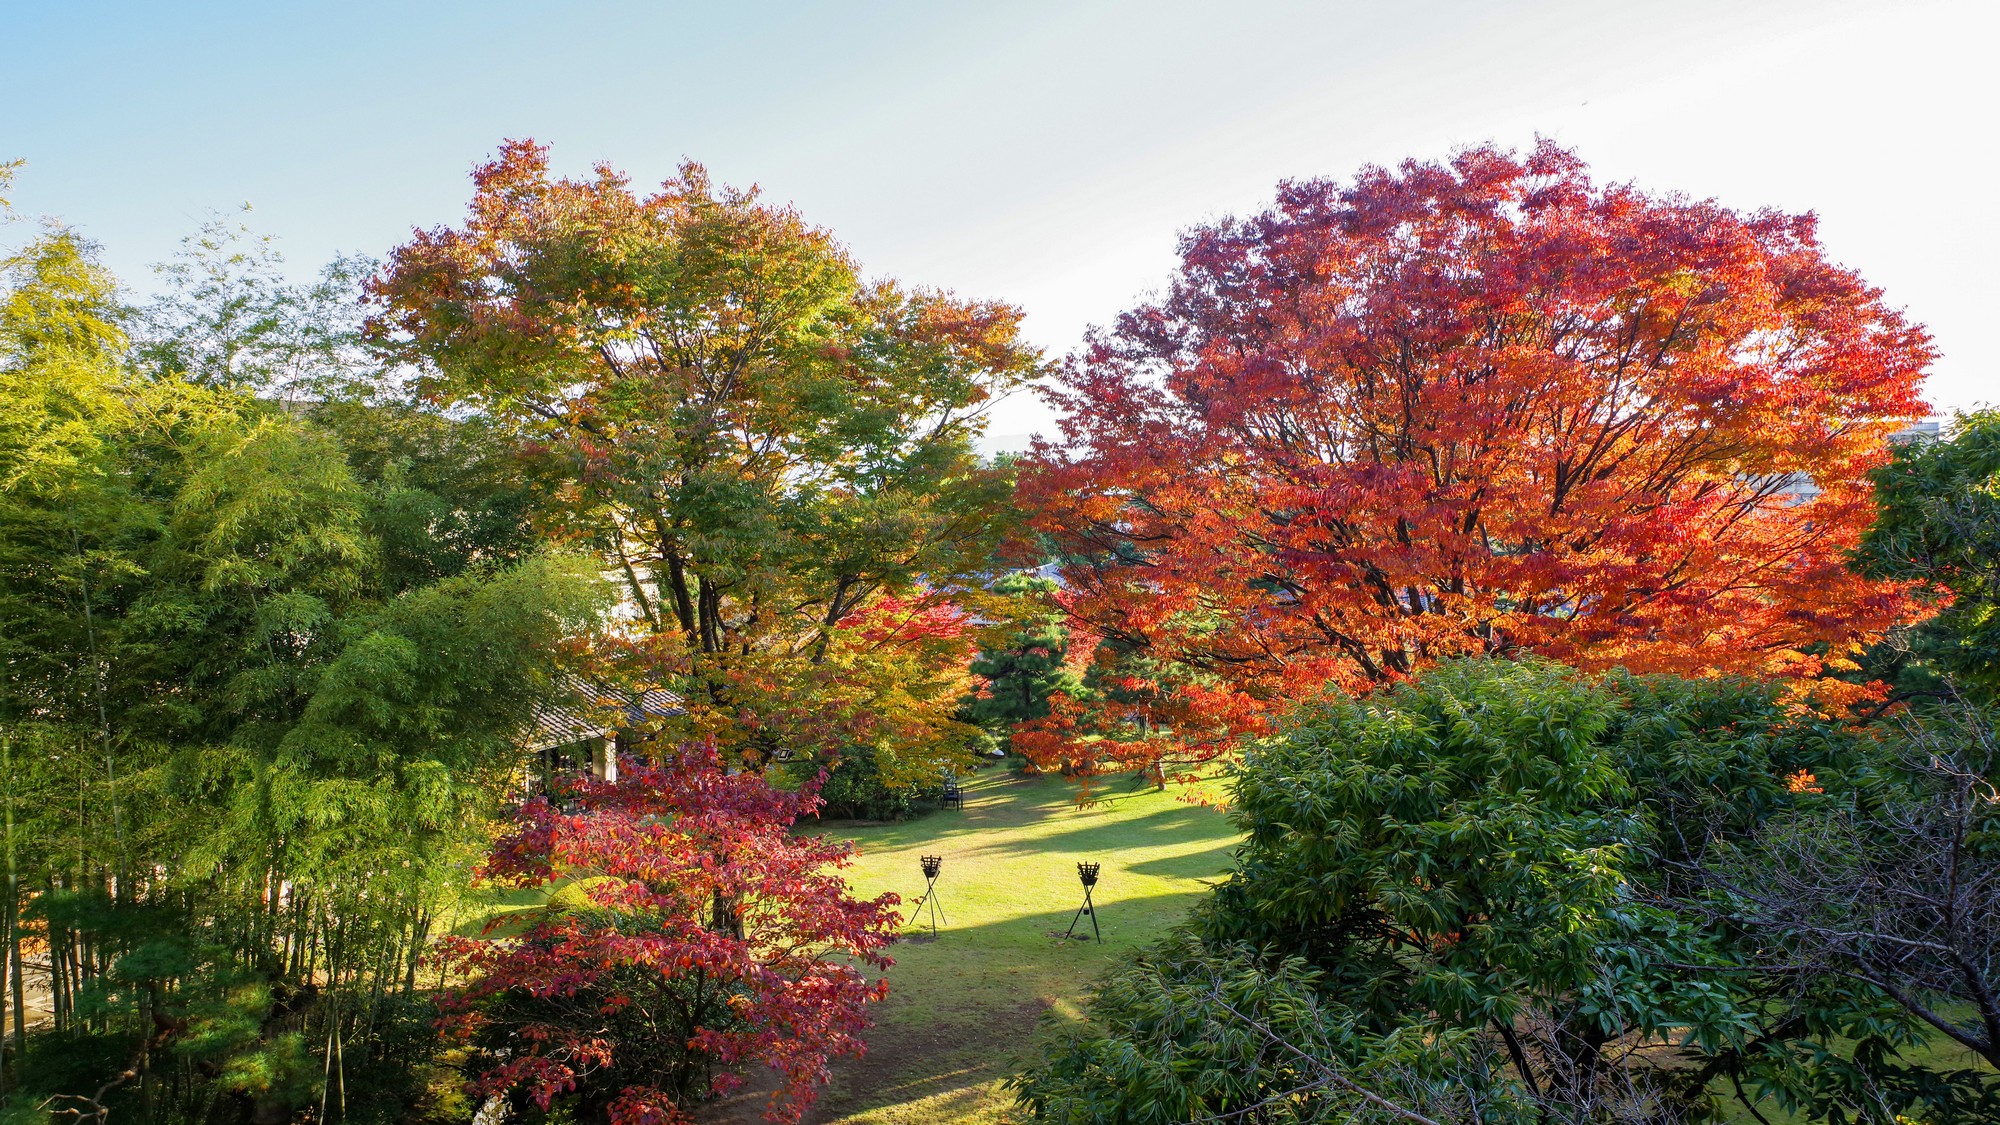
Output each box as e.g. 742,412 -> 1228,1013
701,765 -> 1241,1125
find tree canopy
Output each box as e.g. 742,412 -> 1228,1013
370,141 -> 1042,782
1020,142 -> 1931,774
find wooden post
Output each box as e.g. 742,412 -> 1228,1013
595,737 -> 619,785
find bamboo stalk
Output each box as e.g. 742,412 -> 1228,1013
4,734 -> 22,1059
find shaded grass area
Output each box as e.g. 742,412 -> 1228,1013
1711,1018 -> 1990,1125
705,766 -> 1240,1125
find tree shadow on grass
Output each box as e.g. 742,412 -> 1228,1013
865,895 -> 1201,1029
808,771 -> 1166,852
1124,839 -> 1238,879
787,895 -> 1208,1124
697,899 -> 1178,1123
973,802 -> 1236,859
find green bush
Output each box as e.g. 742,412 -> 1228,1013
805,742 -> 946,821
1017,658 -> 1991,1124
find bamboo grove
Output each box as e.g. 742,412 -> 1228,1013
1,168 -> 608,1121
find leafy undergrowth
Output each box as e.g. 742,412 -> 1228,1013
699,765 -> 1240,1125
1710,1019 -> 1989,1125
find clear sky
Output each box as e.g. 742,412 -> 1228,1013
5,0 -> 1993,446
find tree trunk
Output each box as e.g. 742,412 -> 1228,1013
4,735 -> 22,1059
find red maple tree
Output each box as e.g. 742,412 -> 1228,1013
434,743 -> 899,1125
1019,142 -> 1930,775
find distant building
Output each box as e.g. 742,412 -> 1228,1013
1771,419 -> 1941,505
524,674 -> 682,789
1893,420 -> 1943,444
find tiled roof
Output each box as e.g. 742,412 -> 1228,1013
525,674 -> 684,752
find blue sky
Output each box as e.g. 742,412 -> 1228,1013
5,0 -> 1994,443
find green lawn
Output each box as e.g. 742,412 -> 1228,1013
701,765 -> 1241,1125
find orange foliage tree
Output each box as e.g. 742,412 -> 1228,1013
1019,142 -> 1930,775
368,141 -> 1040,780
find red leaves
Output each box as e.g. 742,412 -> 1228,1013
1023,142 -> 1930,772
848,592 -> 970,647
436,741 -> 899,1125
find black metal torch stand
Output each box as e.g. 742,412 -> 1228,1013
918,854 -> 946,934
1064,861 -> 1102,942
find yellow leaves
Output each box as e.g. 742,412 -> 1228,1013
1,226 -> 126,364
0,227 -> 147,501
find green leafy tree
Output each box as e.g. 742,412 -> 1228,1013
135,211 -> 374,398
1685,698 -> 2000,1120
1853,411 -> 2000,702
1,206 -> 610,1122
962,573 -> 1085,739
1012,932 -> 1520,1125
310,395 -> 555,594
369,140 -> 1042,780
